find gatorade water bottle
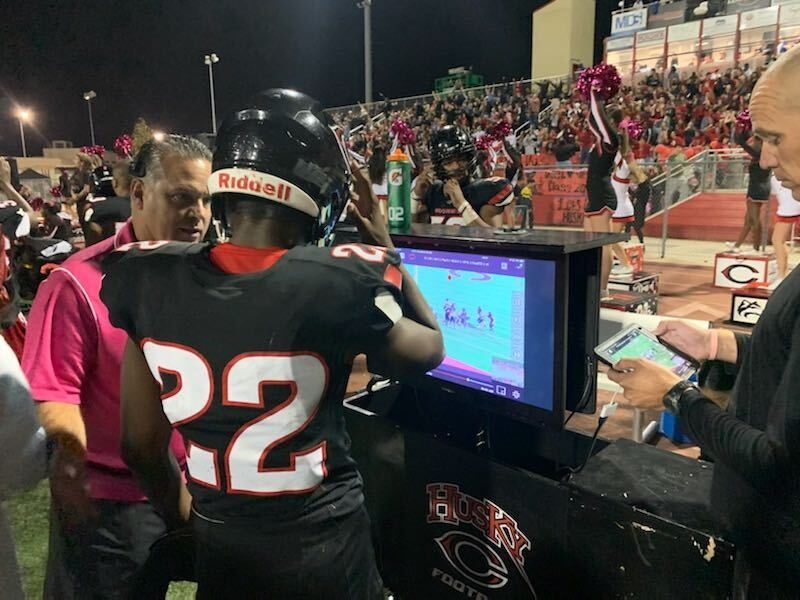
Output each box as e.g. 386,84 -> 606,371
386,148 -> 412,232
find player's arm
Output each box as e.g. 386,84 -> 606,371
81,209 -> 104,246
348,164 -> 444,374
413,193 -> 431,224
443,179 -> 493,228
0,157 -> 37,229
413,169 -> 433,224
82,221 -> 104,246
479,204 -> 505,228
120,338 -> 190,529
479,179 -> 515,228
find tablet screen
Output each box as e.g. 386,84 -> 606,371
598,326 -> 696,378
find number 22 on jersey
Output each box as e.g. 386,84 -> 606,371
141,340 -> 329,496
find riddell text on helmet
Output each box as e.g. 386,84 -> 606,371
209,167 -> 320,217
216,172 -> 293,202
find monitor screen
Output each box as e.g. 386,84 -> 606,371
396,246 -> 557,413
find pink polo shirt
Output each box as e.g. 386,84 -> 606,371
22,222 -> 186,502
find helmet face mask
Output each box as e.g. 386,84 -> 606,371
441,158 -> 470,181
209,89 -> 351,246
430,126 -> 476,183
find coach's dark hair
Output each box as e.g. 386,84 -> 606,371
129,134 -> 211,181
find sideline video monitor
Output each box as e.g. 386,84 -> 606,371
396,245 -> 560,422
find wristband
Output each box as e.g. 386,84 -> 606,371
460,204 -> 480,224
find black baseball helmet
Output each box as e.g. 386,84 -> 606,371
429,125 -> 477,181
209,88 -> 351,245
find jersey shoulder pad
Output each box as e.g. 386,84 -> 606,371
103,241 -> 208,273
288,244 -> 402,290
467,177 -> 514,208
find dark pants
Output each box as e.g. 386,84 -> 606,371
627,180 -> 650,244
194,504 -> 384,599
44,500 -> 166,600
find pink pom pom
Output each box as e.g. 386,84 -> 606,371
398,126 -> 416,146
114,134 -> 133,159
81,145 -> 106,157
488,121 -> 511,142
576,64 -> 621,101
390,119 -> 406,137
736,110 -> 752,132
475,134 -> 493,153
625,120 -> 644,141
49,185 -> 62,199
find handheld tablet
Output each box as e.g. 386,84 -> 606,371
595,324 -> 698,379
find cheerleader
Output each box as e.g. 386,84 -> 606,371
731,129 -> 771,251
771,174 -> 800,285
584,88 -> 624,297
610,130 -> 635,275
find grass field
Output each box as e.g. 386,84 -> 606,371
7,482 -> 196,598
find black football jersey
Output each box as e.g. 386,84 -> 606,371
0,201 -> 29,242
422,177 -> 513,224
101,241 -> 403,524
83,196 -> 131,229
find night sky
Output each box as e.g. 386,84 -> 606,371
1,0 -> 614,156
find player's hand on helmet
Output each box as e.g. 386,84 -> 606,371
414,165 -> 433,197
348,161 -> 393,249
443,179 -> 466,208
653,320 -> 711,361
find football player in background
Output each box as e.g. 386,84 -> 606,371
83,160 -> 133,246
413,125 -> 513,227
101,89 -> 444,598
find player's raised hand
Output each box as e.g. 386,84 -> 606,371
443,179 -> 466,208
349,161 -> 376,220
348,161 -> 393,249
414,164 -> 433,197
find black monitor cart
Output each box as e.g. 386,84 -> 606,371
340,225 -> 738,599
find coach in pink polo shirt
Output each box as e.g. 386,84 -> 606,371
23,135 -> 212,599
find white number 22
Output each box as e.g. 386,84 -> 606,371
142,340 -> 329,496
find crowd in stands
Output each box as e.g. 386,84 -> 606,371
330,64 -> 768,169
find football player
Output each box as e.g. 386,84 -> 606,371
413,125 -> 513,227
0,157 -> 36,357
82,160 -> 133,246
101,89 -> 444,598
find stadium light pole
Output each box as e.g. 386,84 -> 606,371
358,0 -> 373,105
204,53 -> 220,135
15,108 -> 31,157
83,90 -> 97,145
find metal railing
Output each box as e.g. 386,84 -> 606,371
647,148 -> 748,256
521,147 -> 750,257
325,74 -> 573,119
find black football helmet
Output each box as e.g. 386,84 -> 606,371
91,164 -> 115,197
430,125 -> 477,182
210,88 -> 350,246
